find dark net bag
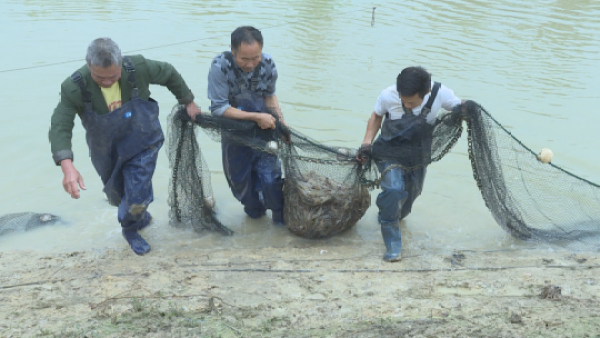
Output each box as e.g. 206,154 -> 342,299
279,135 -> 371,238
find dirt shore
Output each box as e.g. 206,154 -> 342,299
1,239 -> 600,338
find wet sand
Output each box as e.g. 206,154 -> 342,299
1,236 -> 599,337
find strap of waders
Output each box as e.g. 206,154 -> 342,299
123,56 -> 138,99
70,71 -> 93,112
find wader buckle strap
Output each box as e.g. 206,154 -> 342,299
70,71 -> 93,111
420,81 -> 441,117
123,56 -> 139,98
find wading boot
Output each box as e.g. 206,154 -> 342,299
244,206 -> 266,219
137,212 -> 152,231
272,209 -> 285,227
122,229 -> 151,255
381,223 -> 402,262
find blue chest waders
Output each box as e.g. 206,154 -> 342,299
71,57 -> 164,254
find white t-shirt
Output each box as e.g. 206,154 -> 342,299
374,82 -> 461,124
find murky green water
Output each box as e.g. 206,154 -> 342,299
0,0 -> 598,254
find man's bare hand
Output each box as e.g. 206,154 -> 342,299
186,102 -> 201,120
256,113 -> 276,129
356,143 -> 372,165
61,160 -> 86,199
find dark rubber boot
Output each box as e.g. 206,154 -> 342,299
122,229 -> 151,255
137,212 -> 152,231
272,209 -> 285,226
244,206 -> 266,219
381,224 -> 402,262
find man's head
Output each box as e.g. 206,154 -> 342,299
86,38 -> 122,88
230,26 -> 263,73
397,66 -> 431,110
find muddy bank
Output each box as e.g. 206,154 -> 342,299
1,244 -> 599,337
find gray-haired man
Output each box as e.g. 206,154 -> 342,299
49,37 -> 201,255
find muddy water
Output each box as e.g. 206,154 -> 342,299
0,0 -> 598,255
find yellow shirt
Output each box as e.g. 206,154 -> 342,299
100,81 -> 122,112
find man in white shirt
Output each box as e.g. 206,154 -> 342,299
358,66 -> 463,262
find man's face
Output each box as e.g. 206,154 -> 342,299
89,64 -> 122,88
231,41 -> 262,73
400,93 -> 425,110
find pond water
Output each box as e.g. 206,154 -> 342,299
0,0 -> 598,255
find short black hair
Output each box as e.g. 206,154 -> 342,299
231,26 -> 263,51
397,66 -> 431,98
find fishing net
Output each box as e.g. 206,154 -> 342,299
0,212 -> 60,236
464,102 -> 600,251
166,109 -> 233,236
167,101 -> 600,249
167,105 -> 371,238
279,131 -> 371,238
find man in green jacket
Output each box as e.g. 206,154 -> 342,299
49,37 -> 201,255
